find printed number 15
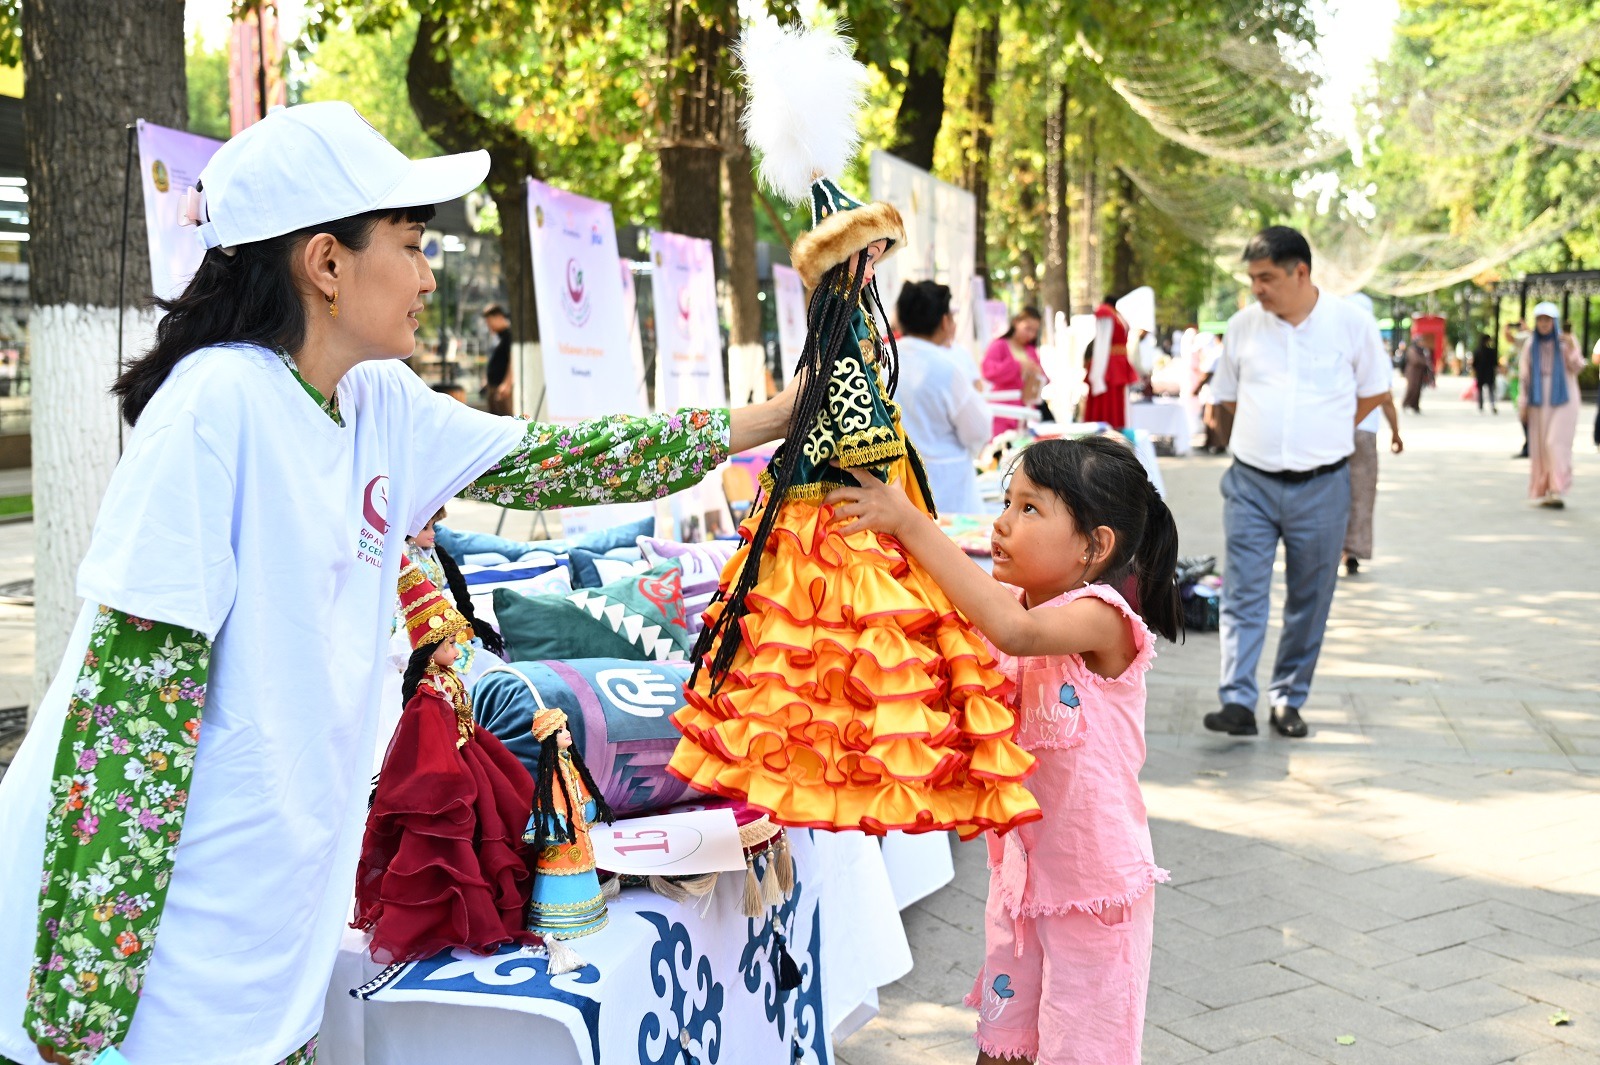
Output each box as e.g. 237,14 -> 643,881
613,828 -> 671,855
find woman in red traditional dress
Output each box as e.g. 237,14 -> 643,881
1084,295 -> 1142,429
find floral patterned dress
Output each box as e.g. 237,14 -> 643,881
17,363 -> 730,1065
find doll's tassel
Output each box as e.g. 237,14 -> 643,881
775,832 -> 794,898
742,855 -> 764,918
600,875 -> 622,900
773,931 -> 802,992
544,934 -> 588,976
760,852 -> 786,907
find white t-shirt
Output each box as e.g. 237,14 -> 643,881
1211,294 -> 1392,473
0,344 -> 523,1065
895,335 -> 990,514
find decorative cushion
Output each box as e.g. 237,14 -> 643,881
639,536 -> 738,635
572,515 -> 655,555
456,556 -> 570,625
569,546 -> 649,589
473,659 -> 702,817
493,561 -> 691,663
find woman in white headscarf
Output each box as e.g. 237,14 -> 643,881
1520,301 -> 1584,508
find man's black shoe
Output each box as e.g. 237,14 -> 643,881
1204,704 -> 1258,735
1271,706 -> 1309,738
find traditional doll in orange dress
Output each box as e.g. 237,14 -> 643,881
665,23 -> 1040,841
353,558 -> 537,964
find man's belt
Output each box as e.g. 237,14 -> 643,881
1236,456 -> 1349,484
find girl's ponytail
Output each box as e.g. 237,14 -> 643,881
1134,482 -> 1183,644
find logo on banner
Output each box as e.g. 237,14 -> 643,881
150,160 -> 170,194
358,475 -> 389,568
534,205 -> 545,228
561,259 -> 592,326
676,286 -> 694,341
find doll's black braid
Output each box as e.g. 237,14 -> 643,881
530,735 -> 615,858
400,642 -> 435,705
691,254 -> 870,694
435,544 -> 506,658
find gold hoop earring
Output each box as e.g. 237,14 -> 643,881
327,290 -> 339,320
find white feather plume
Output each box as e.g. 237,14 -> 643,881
734,20 -> 868,203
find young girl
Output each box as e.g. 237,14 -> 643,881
826,435 -> 1181,1065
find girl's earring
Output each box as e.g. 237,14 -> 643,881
327,290 -> 339,320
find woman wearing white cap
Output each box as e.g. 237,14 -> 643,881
1519,301 -> 1583,508
0,102 -> 798,1065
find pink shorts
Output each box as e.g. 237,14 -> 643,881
964,886 -> 1154,1064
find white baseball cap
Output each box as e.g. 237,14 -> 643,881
189,101 -> 489,252
1533,301 -> 1560,320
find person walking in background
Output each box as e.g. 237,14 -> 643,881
1341,294 -> 1403,578
1519,301 -> 1583,508
481,303 -> 513,415
1401,333 -> 1435,413
1472,331 -> 1499,414
1205,227 -> 1391,739
895,280 -> 991,514
982,306 -> 1048,435
1084,294 -> 1142,429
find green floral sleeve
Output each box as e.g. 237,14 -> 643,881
462,407 -> 732,510
24,607 -> 209,1062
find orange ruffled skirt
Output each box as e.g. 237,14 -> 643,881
667,461 -> 1041,841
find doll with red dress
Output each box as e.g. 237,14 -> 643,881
353,557 -> 537,964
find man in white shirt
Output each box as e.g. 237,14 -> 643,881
894,280 -> 992,514
1205,227 -> 1392,738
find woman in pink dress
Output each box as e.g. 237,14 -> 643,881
1519,302 -> 1583,508
982,307 -> 1048,435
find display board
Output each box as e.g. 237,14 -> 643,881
867,152 -> 976,354
526,179 -> 647,419
648,230 -> 727,410
136,121 -> 223,300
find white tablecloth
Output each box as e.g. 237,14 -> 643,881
1125,399 -> 1196,456
321,831 -> 915,1065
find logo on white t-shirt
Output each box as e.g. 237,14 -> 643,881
358,475 -> 389,568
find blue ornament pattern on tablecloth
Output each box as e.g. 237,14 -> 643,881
638,911 -> 725,1065
357,945 -> 604,1064
788,906 -> 829,1065
739,850 -> 804,1030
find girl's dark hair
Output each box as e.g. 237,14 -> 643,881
896,280 -> 952,337
435,544 -> 506,658
530,732 -> 615,859
692,252 -> 901,691
1013,436 -> 1183,643
400,642 -> 437,705
1002,305 -> 1043,341
114,200 -> 437,426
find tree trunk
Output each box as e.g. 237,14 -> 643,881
969,15 -> 999,279
1110,170 -> 1137,299
887,3 -> 957,172
722,117 -> 765,407
407,15 -> 543,413
1041,78 -> 1070,319
24,0 -> 185,712
1076,116 -> 1100,314
660,1 -> 727,244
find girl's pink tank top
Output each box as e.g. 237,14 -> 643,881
985,582 -> 1169,916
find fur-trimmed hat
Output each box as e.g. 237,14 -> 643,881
397,556 -> 469,650
789,177 -> 905,290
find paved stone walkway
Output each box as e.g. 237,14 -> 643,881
839,379 -> 1600,1065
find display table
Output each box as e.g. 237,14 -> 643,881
1126,398 -> 1196,456
320,831 -> 916,1065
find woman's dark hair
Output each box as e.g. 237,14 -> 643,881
530,731 -> 615,858
114,200 -> 437,426
400,642 -> 437,705
692,251 -> 905,691
435,544 -> 506,658
896,280 -> 952,337
1002,305 -> 1043,341
1012,436 -> 1183,643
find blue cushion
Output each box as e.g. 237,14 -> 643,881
570,515 -> 655,554
570,546 -> 648,588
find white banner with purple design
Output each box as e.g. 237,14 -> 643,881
321,831 -> 913,1065
649,230 -> 727,411
772,263 -> 808,381
135,120 -> 223,301
527,179 -> 646,420
867,152 -> 975,356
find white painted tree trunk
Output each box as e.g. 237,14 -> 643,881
726,342 -> 768,410
29,304 -> 152,716
515,340 -> 545,419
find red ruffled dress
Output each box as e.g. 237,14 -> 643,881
354,666 -> 539,964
